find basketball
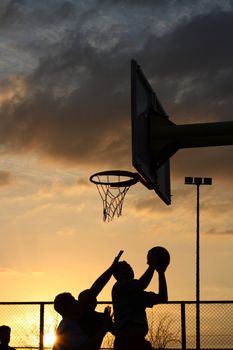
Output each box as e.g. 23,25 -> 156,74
147,246 -> 170,271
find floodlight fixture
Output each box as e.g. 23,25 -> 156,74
203,177 -> 212,185
184,176 -> 193,184
194,177 -> 203,185
185,176 -> 212,186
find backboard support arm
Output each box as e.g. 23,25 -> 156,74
151,120 -> 233,168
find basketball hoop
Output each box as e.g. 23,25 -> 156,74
90,170 -> 141,222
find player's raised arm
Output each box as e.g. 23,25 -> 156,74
89,251 -> 123,297
138,264 -> 156,290
157,270 -> 168,302
148,246 -> 170,302
139,247 -> 169,299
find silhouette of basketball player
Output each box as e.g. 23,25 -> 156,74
53,292 -> 112,350
112,254 -> 168,350
53,251 -> 123,350
0,326 -> 16,350
77,289 -> 115,337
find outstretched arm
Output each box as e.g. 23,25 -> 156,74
89,251 -> 123,297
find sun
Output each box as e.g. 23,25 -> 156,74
44,332 -> 56,347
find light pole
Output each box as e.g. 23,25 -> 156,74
184,176 -> 212,350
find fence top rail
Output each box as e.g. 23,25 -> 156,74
0,300 -> 232,305
97,300 -> 233,305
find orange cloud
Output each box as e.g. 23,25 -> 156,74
0,170 -> 11,186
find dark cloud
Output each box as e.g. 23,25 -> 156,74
0,0 -> 25,26
145,11 -> 233,76
139,10 -> 233,123
0,1 -> 232,181
0,0 -> 76,27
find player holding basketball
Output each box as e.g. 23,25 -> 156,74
112,248 -> 169,350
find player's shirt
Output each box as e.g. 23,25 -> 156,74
78,311 -> 108,336
112,279 -> 157,336
53,318 -> 88,350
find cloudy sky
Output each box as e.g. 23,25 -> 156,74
0,0 -> 232,302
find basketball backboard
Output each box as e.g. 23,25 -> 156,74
131,59 -> 171,205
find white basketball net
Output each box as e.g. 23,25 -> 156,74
95,177 -> 130,222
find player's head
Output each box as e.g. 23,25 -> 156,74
113,261 -> 134,280
0,325 -> 11,345
54,292 -> 78,317
78,289 -> 97,312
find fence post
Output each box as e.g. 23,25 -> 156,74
39,303 -> 45,350
181,302 -> 186,350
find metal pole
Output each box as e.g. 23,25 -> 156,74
39,302 -> 45,350
184,177 -> 212,350
181,302 -> 187,350
196,184 -> 200,350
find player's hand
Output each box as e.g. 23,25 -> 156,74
147,255 -> 159,271
147,257 -> 168,272
111,250 -> 124,269
155,263 -> 168,273
102,306 -> 113,331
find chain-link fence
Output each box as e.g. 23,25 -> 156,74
0,301 -> 232,349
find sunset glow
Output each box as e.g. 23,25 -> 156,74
44,332 -> 56,348
0,0 -> 232,307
